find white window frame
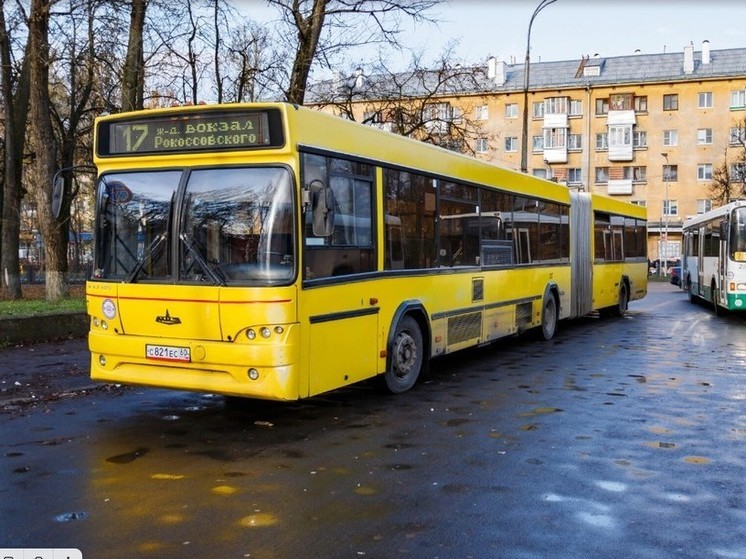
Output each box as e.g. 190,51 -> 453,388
543,127 -> 567,149
568,133 -> 582,150
663,130 -> 678,146
532,102 -> 544,118
729,127 -> 745,145
663,200 -> 678,216
730,90 -> 746,109
633,130 -> 647,148
608,125 -> 632,148
505,137 -> 518,152
475,105 -> 489,121
697,199 -> 713,214
569,100 -> 583,116
544,96 -> 568,115
697,163 -> 713,181
532,135 -> 544,152
504,103 -> 518,119
697,128 -> 713,145
698,92 -> 713,109
595,133 -> 608,150
568,168 -> 582,184
475,138 -> 489,153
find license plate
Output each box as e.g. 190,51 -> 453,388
146,344 -> 191,362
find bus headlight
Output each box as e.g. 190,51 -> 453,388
737,283 -> 746,291
260,327 -> 271,338
247,329 -> 256,340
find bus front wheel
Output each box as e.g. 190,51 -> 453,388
383,316 -> 424,394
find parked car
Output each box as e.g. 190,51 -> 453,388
669,265 -> 681,287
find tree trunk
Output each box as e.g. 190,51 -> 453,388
286,0 -> 327,105
0,3 -> 31,300
122,0 -> 146,112
28,0 -> 67,301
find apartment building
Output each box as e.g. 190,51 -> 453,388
315,41 -> 746,264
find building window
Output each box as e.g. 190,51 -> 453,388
475,105 -> 489,120
697,199 -> 713,214
663,200 -> 678,216
568,168 -> 582,184
663,129 -> 678,146
544,128 -> 567,149
633,130 -> 647,148
504,103 -> 518,119
663,164 -> 678,182
568,133 -> 582,150
730,163 -> 746,182
697,128 -> 713,145
504,137 -> 518,152
532,135 -> 544,151
532,102 -> 544,118
624,166 -> 647,181
698,92 -> 713,108
569,100 -> 583,116
634,96 -> 648,112
663,94 -> 678,111
608,125 -> 632,148
544,97 -> 568,114
595,133 -> 608,150
697,163 -> 713,180
610,93 -> 633,110
532,168 -> 548,179
631,200 -> 647,207
595,98 -> 609,115
595,167 -> 609,183
731,90 -> 746,109
475,138 -> 489,153
729,127 -> 745,145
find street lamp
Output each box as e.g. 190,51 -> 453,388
520,0 -> 556,174
660,152 -> 670,277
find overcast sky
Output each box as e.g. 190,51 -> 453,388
235,0 -> 746,69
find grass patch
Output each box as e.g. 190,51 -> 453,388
0,284 -> 86,317
0,297 -> 86,317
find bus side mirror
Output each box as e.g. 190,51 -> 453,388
309,180 -> 335,237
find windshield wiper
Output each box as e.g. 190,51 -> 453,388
127,233 -> 167,283
179,233 -> 225,286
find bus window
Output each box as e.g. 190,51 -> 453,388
302,153 -> 375,279
384,168 -> 436,270
438,181 -> 479,267
479,190 -> 514,266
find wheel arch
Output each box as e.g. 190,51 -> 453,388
386,301 -> 431,374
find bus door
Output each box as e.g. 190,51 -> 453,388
717,218 -> 728,305
301,154 -> 379,396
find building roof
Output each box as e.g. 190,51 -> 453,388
309,45 -> 746,102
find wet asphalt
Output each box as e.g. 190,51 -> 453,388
1,281 -> 745,559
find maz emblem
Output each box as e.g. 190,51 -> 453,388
156,309 -> 182,325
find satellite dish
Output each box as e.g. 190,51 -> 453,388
51,174 -> 64,219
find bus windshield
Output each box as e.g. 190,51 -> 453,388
731,207 -> 746,261
93,166 -> 295,284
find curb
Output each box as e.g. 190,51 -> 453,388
0,312 -> 88,347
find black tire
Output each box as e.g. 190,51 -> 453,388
538,293 -> 558,341
711,282 -> 720,316
383,315 -> 424,394
613,282 -> 628,317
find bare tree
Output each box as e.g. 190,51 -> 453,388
310,48 -> 494,155
121,0 -> 146,112
28,0 -> 67,300
268,0 -> 441,105
710,118 -> 746,206
0,1 -> 31,299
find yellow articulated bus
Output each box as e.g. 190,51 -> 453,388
86,102 -> 647,400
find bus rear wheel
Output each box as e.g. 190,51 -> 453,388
538,293 -> 558,341
383,316 -> 423,394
